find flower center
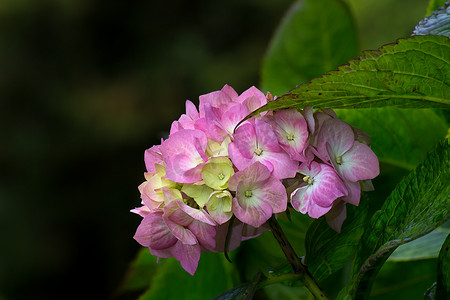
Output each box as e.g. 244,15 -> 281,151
245,190 -> 253,198
287,133 -> 295,141
303,175 -> 314,185
254,148 -> 263,156
336,156 -> 343,165
217,173 -> 225,180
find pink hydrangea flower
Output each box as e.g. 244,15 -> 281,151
160,129 -> 208,183
316,118 -> 379,205
228,162 -> 287,227
265,108 -> 309,161
228,118 -> 298,180
290,161 -> 347,218
134,199 -> 217,275
200,85 -> 268,142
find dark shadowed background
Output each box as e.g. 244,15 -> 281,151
0,0 -> 428,299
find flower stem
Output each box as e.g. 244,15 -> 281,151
267,215 -> 329,300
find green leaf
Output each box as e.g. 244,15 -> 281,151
304,199 -> 369,283
261,0 -> 357,96
114,248 -> 158,297
338,140 -> 450,299
426,0 -> 448,17
369,259 -> 438,300
254,35 -> 450,115
414,2 -> 450,37
213,279 -> 259,300
335,108 -> 448,170
436,233 -> 450,298
139,252 -> 234,300
388,224 -> 450,262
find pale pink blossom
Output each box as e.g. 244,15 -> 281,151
228,162 -> 287,227
160,129 -> 208,183
266,108 -> 309,161
228,119 -> 298,180
291,161 -> 347,218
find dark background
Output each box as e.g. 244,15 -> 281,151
0,0 -> 428,299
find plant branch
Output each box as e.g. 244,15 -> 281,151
267,215 -> 329,300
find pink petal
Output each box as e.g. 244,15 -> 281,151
230,163 -> 287,227
133,212 -> 177,250
228,142 -> 253,173
337,141 -> 380,182
232,195 -> 273,228
170,241 -> 201,275
230,122 -> 257,159
256,177 -> 287,214
228,162 -> 272,191
255,118 -> 282,153
188,220 -> 217,251
258,151 -> 298,180
144,145 -> 163,173
309,163 -> 347,207
161,129 -> 207,183
270,109 -> 308,161
148,246 -> 172,259
203,103 -> 228,142
316,119 -> 354,161
302,106 -> 315,136
236,86 -> 267,110
163,202 -> 197,245
221,103 -> 250,136
293,162 -> 347,218
342,180 -> 361,206
185,100 -> 199,120
176,200 -> 216,226
325,200 -> 347,233
221,84 -> 239,100
290,184 -> 309,213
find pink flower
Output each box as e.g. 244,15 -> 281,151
266,108 -> 309,161
315,118 -> 379,205
133,199 -> 217,275
229,118 -> 298,180
144,145 -> 164,173
199,85 -> 268,142
228,162 -> 287,227
316,119 -> 379,180
290,161 -> 347,218
160,129 -> 208,183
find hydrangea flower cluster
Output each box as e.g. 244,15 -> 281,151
132,85 -> 379,274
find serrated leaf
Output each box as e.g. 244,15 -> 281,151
436,233 -> 450,298
414,2 -> 450,37
261,0 -> 357,96
426,0 -> 448,16
335,108 -> 448,170
304,199 -> 369,283
139,252 -> 233,300
254,35 -> 450,115
338,140 -> 450,299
